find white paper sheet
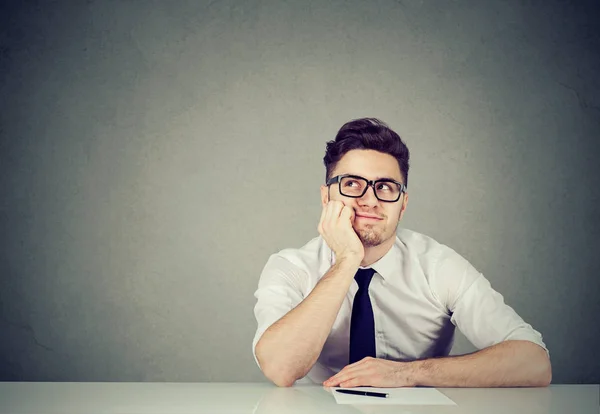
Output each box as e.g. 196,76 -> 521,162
331,387 -> 456,405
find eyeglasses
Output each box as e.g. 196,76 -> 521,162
326,174 -> 406,202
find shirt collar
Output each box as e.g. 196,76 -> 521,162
369,237 -> 402,281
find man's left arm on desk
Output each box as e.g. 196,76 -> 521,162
325,251 -> 552,388
412,249 -> 552,388
323,339 -> 551,388
415,338 -> 551,387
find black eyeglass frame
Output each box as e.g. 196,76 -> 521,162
326,174 -> 407,203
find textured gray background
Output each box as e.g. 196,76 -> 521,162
1,0 -> 599,383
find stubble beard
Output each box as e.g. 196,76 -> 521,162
357,227 -> 382,247
355,223 -> 385,247
355,219 -> 401,247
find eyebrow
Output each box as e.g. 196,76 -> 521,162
374,176 -> 401,182
346,174 -> 403,183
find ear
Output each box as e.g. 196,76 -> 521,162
398,192 -> 409,221
320,185 -> 329,206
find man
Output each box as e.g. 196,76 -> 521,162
252,118 -> 551,388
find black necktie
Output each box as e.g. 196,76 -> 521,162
349,268 -> 377,364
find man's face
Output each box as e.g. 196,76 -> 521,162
320,149 -> 408,247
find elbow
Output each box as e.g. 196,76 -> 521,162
260,361 -> 297,387
521,342 -> 552,387
255,342 -> 299,387
536,370 -> 552,387
540,358 -> 552,387
530,349 -> 552,387
270,374 -> 296,388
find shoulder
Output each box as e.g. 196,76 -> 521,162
260,236 -> 329,285
273,236 -> 329,268
396,228 -> 464,270
397,228 -> 480,306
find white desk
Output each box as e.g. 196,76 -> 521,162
0,382 -> 598,414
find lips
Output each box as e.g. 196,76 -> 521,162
355,213 -> 383,220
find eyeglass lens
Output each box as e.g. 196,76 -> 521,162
339,176 -> 401,201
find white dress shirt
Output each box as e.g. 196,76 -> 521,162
252,228 -> 548,384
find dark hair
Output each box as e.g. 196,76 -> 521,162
323,118 -> 410,187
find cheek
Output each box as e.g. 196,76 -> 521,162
386,207 -> 403,223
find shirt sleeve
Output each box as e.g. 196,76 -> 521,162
252,254 -> 308,369
432,247 -> 549,357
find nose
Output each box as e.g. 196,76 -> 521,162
358,184 -> 379,206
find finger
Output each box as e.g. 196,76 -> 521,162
323,368 -> 349,386
329,358 -> 380,385
340,205 -> 355,223
332,371 -> 362,388
322,378 -> 336,387
323,201 -> 334,225
317,203 -> 327,233
324,358 -> 369,385
340,376 -> 369,388
324,366 -> 362,387
324,200 -> 343,225
330,200 -> 345,219
323,369 -> 344,386
323,375 -> 344,387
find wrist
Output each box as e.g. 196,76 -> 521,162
408,359 -> 428,387
398,361 -> 425,387
335,254 -> 362,269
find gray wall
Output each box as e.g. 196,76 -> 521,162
1,0 -> 599,384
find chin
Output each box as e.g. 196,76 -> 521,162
357,230 -> 383,247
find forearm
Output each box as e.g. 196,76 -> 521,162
412,340 -> 552,387
255,259 -> 359,387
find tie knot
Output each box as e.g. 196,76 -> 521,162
354,268 -> 376,289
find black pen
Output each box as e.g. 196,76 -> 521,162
335,389 -> 389,398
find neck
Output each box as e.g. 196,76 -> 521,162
360,236 -> 396,267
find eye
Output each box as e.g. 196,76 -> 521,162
344,179 -> 361,187
376,182 -> 392,192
